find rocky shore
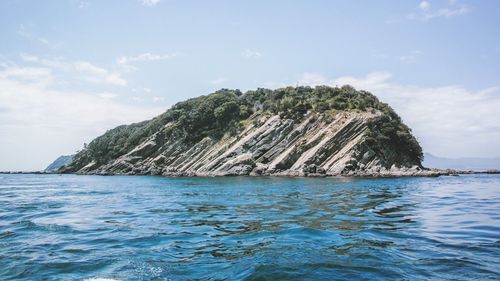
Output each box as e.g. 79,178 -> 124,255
66,168 -> 499,178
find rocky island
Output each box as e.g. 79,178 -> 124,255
60,86 -> 438,177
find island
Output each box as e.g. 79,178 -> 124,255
58,85 -> 438,177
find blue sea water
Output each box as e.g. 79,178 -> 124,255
0,174 -> 499,280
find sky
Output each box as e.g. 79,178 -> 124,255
1,0 -> 500,171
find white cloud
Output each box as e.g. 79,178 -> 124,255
298,73 -> 332,86
20,54 -> 127,86
131,87 -> 153,93
0,66 -> 53,87
0,64 -> 164,170
262,81 -> 288,89
408,1 -> 469,21
243,49 -> 262,59
140,0 -> 160,7
97,92 -> 118,99
436,5 -> 469,18
419,1 -> 430,11
209,77 -> 227,85
370,49 -> 388,59
117,52 -> 178,65
399,50 -> 422,64
78,1 -> 89,9
75,61 -> 127,86
298,72 -> 500,158
132,96 -> 145,102
152,96 -> 165,102
17,24 -> 63,49
370,49 -> 422,64
20,53 -> 69,70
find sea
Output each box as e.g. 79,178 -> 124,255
0,174 -> 499,280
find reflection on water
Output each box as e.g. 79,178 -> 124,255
0,174 -> 499,280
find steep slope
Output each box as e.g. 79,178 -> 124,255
61,86 -> 428,177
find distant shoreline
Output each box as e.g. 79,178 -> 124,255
0,171 -> 47,174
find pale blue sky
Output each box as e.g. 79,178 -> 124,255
1,0 -> 499,170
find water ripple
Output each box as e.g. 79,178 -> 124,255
0,174 -> 499,280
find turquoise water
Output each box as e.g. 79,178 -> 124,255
0,174 -> 499,280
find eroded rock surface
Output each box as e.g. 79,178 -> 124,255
66,112 -> 430,177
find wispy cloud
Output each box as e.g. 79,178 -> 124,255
78,1 -> 89,9
139,0 -> 160,7
17,24 -> 63,49
97,92 -> 118,99
399,50 -> 422,64
75,61 -> 127,86
0,63 -> 163,170
131,87 -> 153,93
370,49 -> 422,64
262,81 -> 289,89
298,72 -> 500,158
20,53 -> 70,70
20,54 -> 127,86
408,0 -> 470,21
370,49 -> 388,59
117,52 -> 178,65
0,66 -> 53,87
419,0 -> 430,11
242,49 -> 262,59
209,77 -> 227,85
152,96 -> 165,102
132,96 -> 145,102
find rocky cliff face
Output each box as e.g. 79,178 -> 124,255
61,86 -> 428,177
